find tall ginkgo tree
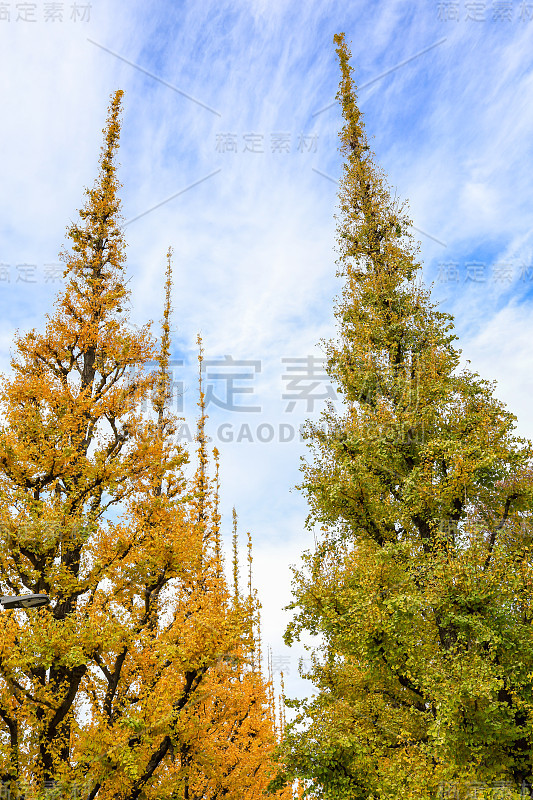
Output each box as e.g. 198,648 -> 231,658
0,90 -> 294,800
268,32 -> 533,800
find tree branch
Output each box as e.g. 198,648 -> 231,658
484,493 -> 518,570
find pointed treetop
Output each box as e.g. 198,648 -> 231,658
246,529 -> 257,672
192,333 -> 210,532
247,529 -> 253,598
232,506 -> 240,602
279,670 -> 286,738
212,447 -> 223,580
98,89 -> 124,183
333,33 -> 368,156
195,333 -> 208,462
61,89 -> 127,285
332,32 -> 423,292
153,246 -> 174,424
257,609 -> 263,678
267,645 -> 277,735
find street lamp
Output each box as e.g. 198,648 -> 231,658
0,593 -> 50,610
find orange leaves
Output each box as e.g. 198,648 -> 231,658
0,86 -> 293,800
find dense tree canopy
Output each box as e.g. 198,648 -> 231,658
0,91 -> 294,800
268,32 -> 533,800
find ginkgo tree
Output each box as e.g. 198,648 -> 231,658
0,89 -> 295,800
267,32 -> 533,800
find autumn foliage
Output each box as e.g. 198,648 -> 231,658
0,91 -> 294,800
268,32 -> 533,800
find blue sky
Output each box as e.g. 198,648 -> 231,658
1,0 -> 533,732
